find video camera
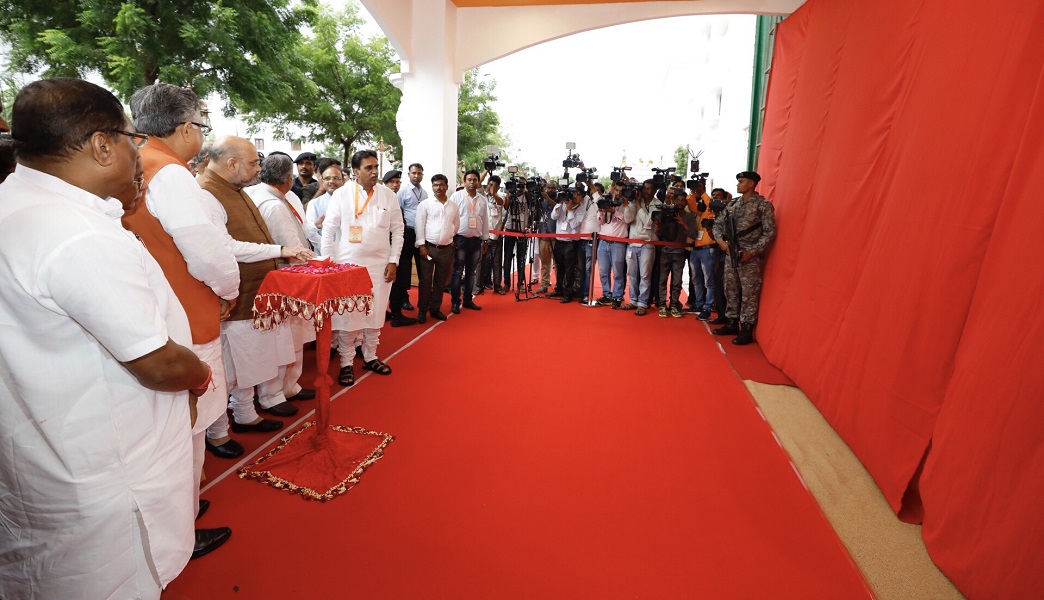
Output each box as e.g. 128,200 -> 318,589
575,167 -> 597,183
562,141 -> 583,169
686,158 -> 709,191
504,165 -> 522,195
483,145 -> 505,172
650,167 -> 676,186
652,202 -> 681,222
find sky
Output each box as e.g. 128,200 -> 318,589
358,8 -> 758,185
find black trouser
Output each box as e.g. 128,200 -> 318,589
451,235 -> 483,305
648,246 -> 663,306
553,240 -> 580,299
390,226 -> 418,314
479,236 -> 505,289
502,235 -> 528,289
658,249 -> 687,309
417,243 -> 454,314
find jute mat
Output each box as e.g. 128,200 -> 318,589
744,381 -> 966,600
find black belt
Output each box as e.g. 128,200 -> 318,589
426,241 -> 452,249
694,245 -> 717,251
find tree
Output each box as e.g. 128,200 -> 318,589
457,69 -> 502,172
674,145 -> 689,176
0,0 -> 313,107
241,2 -> 400,166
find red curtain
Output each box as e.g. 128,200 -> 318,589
757,0 -> 1044,597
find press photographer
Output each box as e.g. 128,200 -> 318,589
656,185 -> 697,318
596,179 -> 630,308
621,180 -> 660,315
501,170 -> 531,296
549,183 -> 587,303
533,180 -> 558,294
688,179 -> 726,321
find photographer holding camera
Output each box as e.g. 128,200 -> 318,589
477,174 -> 507,295
533,180 -> 558,294
596,181 -> 630,308
577,181 -> 601,303
712,171 -> 776,345
655,183 -> 698,318
550,183 -> 587,303
501,175 -> 530,294
686,180 -> 723,321
621,180 -> 661,315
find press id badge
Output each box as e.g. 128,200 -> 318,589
696,230 -> 704,241
348,225 -> 363,243
468,217 -> 478,230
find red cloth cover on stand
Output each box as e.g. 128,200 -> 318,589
757,1 -> 1044,597
239,260 -> 394,501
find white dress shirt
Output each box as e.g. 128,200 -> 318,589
552,198 -> 586,241
304,191 -> 332,252
245,183 -> 310,249
580,195 -> 601,234
450,188 -> 490,239
0,166 -> 195,597
415,196 -> 462,246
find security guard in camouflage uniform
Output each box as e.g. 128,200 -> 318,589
711,171 -> 776,345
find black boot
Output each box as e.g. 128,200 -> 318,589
732,322 -> 756,345
712,318 -> 739,336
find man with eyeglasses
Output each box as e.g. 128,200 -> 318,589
0,78 -> 213,599
304,164 -> 346,253
198,136 -> 315,434
123,82 -> 243,561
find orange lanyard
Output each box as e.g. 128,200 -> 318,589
354,185 -> 375,218
286,201 -> 303,223
466,193 -> 478,214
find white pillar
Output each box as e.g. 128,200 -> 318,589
394,0 -> 460,184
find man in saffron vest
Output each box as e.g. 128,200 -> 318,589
198,137 -> 316,434
122,83 -> 240,560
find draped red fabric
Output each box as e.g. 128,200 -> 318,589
757,0 -> 1044,597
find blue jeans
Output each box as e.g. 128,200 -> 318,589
597,240 -> 627,299
626,244 -> 655,307
690,245 -> 718,312
451,235 -> 482,305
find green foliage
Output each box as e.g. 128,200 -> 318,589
0,0 -> 314,109
674,145 -> 688,176
457,69 -> 502,172
240,2 -> 401,166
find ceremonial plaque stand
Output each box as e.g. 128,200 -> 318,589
238,259 -> 394,501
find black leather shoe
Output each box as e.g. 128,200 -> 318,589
713,319 -> 740,336
287,389 -> 315,401
462,301 -> 482,311
230,418 -> 284,433
196,499 -> 210,521
560,296 -> 572,304
732,322 -> 756,346
709,314 -> 729,325
430,310 -> 448,321
192,527 -> 232,560
548,289 -> 563,298
205,438 -> 244,459
451,303 -> 461,314
261,401 -> 298,417
390,314 -> 418,327
402,300 -> 415,311
417,313 -> 427,324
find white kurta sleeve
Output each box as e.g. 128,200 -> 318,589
147,166 -> 240,300
387,194 -> 405,264
414,200 -> 428,247
320,189 -> 344,258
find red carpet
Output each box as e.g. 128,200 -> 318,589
169,290 -> 869,599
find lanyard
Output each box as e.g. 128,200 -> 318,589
286,200 -> 303,223
466,193 -> 479,214
354,184 -> 375,218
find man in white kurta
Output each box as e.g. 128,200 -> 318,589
0,78 -> 211,599
321,150 -> 403,385
245,153 -> 318,401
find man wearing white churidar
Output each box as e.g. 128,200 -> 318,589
321,149 -> 403,387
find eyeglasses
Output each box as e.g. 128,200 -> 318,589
106,129 -> 149,148
322,175 -> 344,182
190,121 -> 212,135
132,176 -> 146,192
